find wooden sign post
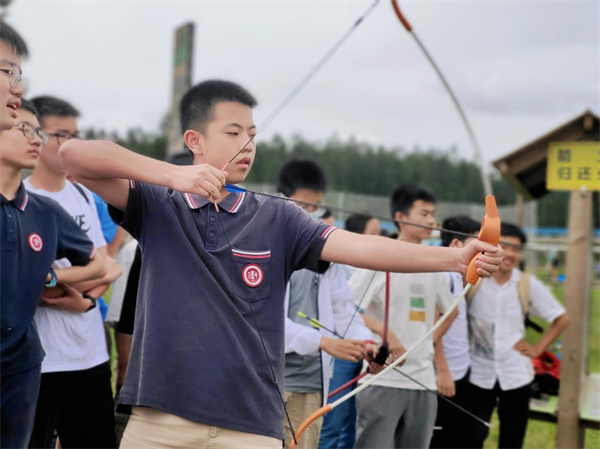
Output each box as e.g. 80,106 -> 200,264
547,141 -> 599,448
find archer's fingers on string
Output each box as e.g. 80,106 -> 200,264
207,166 -> 227,185
200,179 -> 221,200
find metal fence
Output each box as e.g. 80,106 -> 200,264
243,182 -> 538,229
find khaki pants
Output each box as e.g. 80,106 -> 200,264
120,407 -> 281,448
284,391 -> 323,449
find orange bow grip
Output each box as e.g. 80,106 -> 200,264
465,195 -> 501,285
290,404 -> 332,449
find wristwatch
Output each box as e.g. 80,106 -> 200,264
45,268 -> 57,288
82,293 -> 97,312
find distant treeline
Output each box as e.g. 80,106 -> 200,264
83,128 -> 570,227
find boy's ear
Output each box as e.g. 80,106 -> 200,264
183,129 -> 203,157
449,238 -> 461,248
393,210 -> 406,223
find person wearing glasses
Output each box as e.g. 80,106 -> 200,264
0,68 -> 105,449
24,96 -> 121,448
277,160 -> 378,449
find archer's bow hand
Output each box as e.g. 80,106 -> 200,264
319,337 -> 369,362
458,240 -> 504,278
169,164 -> 227,202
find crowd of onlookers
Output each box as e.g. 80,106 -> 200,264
1,20 -> 568,449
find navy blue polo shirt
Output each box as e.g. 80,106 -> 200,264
109,181 -> 337,440
1,183 -> 95,376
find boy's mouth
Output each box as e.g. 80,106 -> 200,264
7,99 -> 20,118
237,157 -> 251,166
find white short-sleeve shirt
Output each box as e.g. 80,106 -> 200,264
350,269 -> 454,390
468,268 -> 565,391
441,272 -> 470,380
24,179 -> 109,373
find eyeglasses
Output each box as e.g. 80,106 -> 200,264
47,131 -> 81,145
14,123 -> 49,144
0,65 -> 23,89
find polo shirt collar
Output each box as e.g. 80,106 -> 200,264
182,190 -> 247,214
9,182 -> 29,212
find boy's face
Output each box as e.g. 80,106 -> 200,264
188,101 -> 256,185
0,108 -> 44,170
38,115 -> 79,175
364,218 -> 381,236
498,235 -> 522,273
396,200 -> 436,242
289,188 -> 325,214
0,41 -> 24,131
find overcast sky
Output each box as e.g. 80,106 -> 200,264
5,0 -> 599,171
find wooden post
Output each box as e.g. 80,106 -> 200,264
556,189 -> 592,448
515,193 -> 524,227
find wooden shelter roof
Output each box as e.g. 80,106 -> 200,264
493,110 -> 599,199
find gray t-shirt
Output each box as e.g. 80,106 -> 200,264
285,269 -> 322,393
109,182 -> 335,440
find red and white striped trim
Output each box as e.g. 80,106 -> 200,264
18,192 -> 29,211
184,192 -> 198,209
321,225 -> 337,240
229,192 -> 246,213
129,180 -> 137,189
232,248 -> 271,259
89,246 -> 97,258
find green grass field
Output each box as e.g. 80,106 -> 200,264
483,285 -> 600,449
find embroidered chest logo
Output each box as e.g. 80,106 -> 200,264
28,233 -> 43,252
242,264 -> 264,288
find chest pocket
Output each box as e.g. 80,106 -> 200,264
231,248 -> 272,303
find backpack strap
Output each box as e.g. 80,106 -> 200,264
517,272 -> 531,317
71,182 -> 90,205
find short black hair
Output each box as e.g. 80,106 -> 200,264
276,159 -> 327,197
441,215 -> 480,247
19,99 -> 40,122
501,222 -> 527,246
390,184 -> 436,222
321,208 -> 333,220
179,80 -> 257,134
30,96 -> 80,121
0,21 -> 29,57
345,213 -> 374,235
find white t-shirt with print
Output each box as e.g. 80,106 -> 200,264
24,179 -> 109,373
468,268 -> 565,391
441,271 -> 470,380
350,269 -> 454,390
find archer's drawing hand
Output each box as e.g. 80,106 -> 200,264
170,164 -> 227,202
459,240 -> 503,278
320,337 -> 367,362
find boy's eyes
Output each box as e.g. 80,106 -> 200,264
225,132 -> 257,138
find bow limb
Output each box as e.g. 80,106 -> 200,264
326,271 -> 389,399
292,195 -> 500,448
390,0 -> 493,197
291,283 -> 472,449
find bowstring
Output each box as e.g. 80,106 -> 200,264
215,208 -> 299,445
